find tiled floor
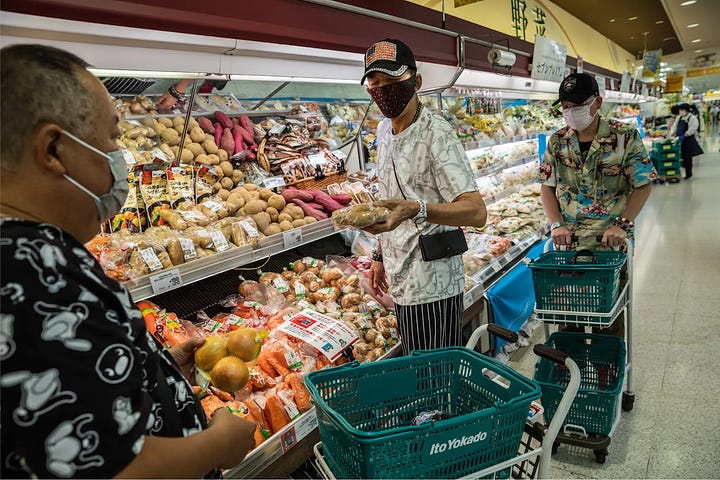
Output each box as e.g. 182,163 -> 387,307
508,133 -> 720,479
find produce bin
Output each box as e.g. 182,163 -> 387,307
305,347 -> 540,479
534,332 -> 625,436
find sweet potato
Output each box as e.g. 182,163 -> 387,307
292,198 -> 328,221
330,193 -> 353,205
232,126 -> 247,154
197,116 -> 214,134
214,123 -> 223,146
306,202 -> 324,211
281,189 -> 313,203
307,189 -> 343,212
214,110 -> 233,130
221,128 -> 235,157
239,114 -> 254,130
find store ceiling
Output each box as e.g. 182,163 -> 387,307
549,0 -> 681,57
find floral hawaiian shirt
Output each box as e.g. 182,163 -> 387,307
538,117 -> 657,249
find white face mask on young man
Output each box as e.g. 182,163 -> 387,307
62,130 -> 130,222
563,97 -> 598,131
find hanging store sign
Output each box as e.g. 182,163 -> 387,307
531,35 -> 567,83
642,49 -> 662,78
665,75 -> 684,93
595,75 -> 606,95
454,0 -> 485,6
620,71 -> 631,93
686,65 -> 720,78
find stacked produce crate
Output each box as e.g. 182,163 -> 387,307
651,140 -> 682,183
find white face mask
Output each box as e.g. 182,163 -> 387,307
61,130 -> 130,222
563,98 -> 598,131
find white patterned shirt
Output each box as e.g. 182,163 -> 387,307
376,106 -> 477,305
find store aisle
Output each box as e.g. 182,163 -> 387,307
509,135 -> 720,479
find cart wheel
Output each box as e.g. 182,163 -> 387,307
594,449 -> 608,464
622,392 -> 635,411
552,441 -> 560,454
670,178 -> 680,184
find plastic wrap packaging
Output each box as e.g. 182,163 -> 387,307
332,203 -> 389,229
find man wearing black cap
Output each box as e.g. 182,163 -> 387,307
538,73 -> 657,337
675,103 -> 703,179
360,39 -> 487,355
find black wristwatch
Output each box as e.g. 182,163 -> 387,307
371,250 -> 383,262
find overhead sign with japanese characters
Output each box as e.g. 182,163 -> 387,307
531,35 -> 567,83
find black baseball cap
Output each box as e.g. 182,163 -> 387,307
553,73 -> 600,106
361,38 -> 417,85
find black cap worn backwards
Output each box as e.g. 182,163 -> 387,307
553,73 -> 600,106
361,38 -> 417,85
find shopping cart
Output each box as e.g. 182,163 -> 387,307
528,237 -> 635,463
307,324 -> 581,479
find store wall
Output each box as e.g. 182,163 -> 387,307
406,0 -> 635,74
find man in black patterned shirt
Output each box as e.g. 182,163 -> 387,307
0,44 -> 255,478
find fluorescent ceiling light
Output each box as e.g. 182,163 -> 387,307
656,20 -> 664,24
88,68 -> 208,78
609,18 -> 616,22
680,0 -> 696,5
691,39 -> 702,43
687,24 -> 700,28
229,74 -> 358,84
695,49 -> 704,52
628,16 -> 638,21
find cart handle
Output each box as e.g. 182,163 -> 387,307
465,324 -> 518,350
533,344 -> 568,365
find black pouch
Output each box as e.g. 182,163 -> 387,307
418,228 -> 468,261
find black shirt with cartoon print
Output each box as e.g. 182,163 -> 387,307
0,219 -> 212,478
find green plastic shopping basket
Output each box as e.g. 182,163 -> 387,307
304,347 -> 541,479
534,332 -> 625,436
528,249 -> 626,313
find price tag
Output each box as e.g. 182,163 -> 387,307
284,350 -> 303,372
122,149 -> 136,165
151,148 -> 167,162
295,410 -> 318,441
294,282 -> 307,298
209,231 -> 230,252
139,248 -> 163,272
269,123 -> 286,135
273,277 -> 290,293
307,153 -> 327,167
226,314 -> 245,326
240,221 -> 260,238
283,229 -> 303,249
284,402 -> 301,420
489,260 -> 502,272
263,176 -> 286,189
178,238 -> 197,260
463,294 -> 473,310
150,268 -> 182,294
331,149 -> 347,160
503,252 -> 514,263
203,201 -> 223,213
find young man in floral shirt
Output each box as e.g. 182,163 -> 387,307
538,73 -> 657,337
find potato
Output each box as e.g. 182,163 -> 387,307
278,212 -> 293,223
170,145 -> 179,156
179,148 -> 194,164
202,138 -> 219,154
236,188 -> 253,204
219,161 -> 234,177
304,216 -> 318,224
266,207 -> 279,222
172,116 -> 185,126
214,166 -> 225,179
187,117 -> 200,131
158,117 -> 173,128
217,149 -> 228,162
190,127 -> 206,143
218,189 -> 231,201
227,193 -> 245,209
195,154 -> 211,165
244,183 -> 259,192
212,182 -> 221,193
186,143 -> 204,158
264,224 -> 282,236
288,205 -> 304,220
159,144 -> 175,161
231,170 -> 244,186
141,117 -> 157,129
207,154 -> 220,165
279,220 -> 293,231
156,123 -> 167,134
220,177 -> 234,190
292,219 -> 306,228
251,212 -> 271,232
267,194 -> 286,211
160,128 -> 180,146
182,135 -> 192,146
259,188 -> 274,201
244,200 -> 266,215
205,134 -> 214,143
174,124 -> 186,135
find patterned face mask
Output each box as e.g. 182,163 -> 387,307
368,76 -> 416,118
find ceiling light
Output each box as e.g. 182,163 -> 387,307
687,24 -> 700,28
630,36 -> 635,39
609,18 -> 616,22
695,49 -> 704,53
656,20 -> 664,24
691,39 -> 702,43
663,37 -> 676,41
680,0 -> 696,5
628,16 -> 638,21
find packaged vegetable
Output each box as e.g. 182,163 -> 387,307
331,203 -> 389,228
166,165 -> 195,207
139,170 -> 171,227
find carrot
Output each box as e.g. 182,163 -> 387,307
286,373 -> 312,412
264,395 -> 291,434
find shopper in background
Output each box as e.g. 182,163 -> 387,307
538,73 -> 656,338
675,103 -> 704,179
0,44 -> 255,478
359,39 -> 487,355
155,78 -> 229,110
668,104 -> 681,137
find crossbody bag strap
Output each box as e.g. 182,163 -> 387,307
389,155 -> 421,232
